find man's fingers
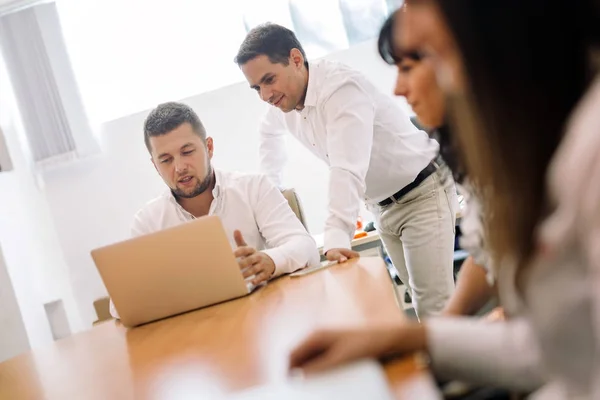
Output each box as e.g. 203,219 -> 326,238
238,253 -> 261,270
342,249 -> 360,259
234,230 -> 248,247
234,246 -> 255,259
326,248 -> 360,263
241,261 -> 262,278
326,251 -> 342,262
251,269 -> 271,286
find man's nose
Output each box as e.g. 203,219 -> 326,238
261,87 -> 273,103
175,160 -> 187,174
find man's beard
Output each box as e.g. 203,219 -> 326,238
172,164 -> 214,199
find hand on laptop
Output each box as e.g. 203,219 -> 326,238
325,248 -> 360,263
234,230 -> 276,285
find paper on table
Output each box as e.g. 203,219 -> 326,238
229,359 -> 395,400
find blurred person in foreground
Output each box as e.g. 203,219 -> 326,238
290,1 -> 600,398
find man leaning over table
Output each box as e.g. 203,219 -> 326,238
235,23 -> 458,319
109,102 -> 319,319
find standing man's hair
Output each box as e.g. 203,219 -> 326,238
234,23 -> 307,66
144,102 -> 207,152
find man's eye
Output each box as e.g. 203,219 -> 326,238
160,158 -> 172,164
265,76 -> 274,84
182,150 -> 194,156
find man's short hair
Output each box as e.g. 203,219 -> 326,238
144,102 -> 207,152
234,23 -> 307,66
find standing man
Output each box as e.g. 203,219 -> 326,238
235,23 -> 457,318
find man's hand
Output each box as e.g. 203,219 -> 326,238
325,248 -> 360,263
233,230 -> 276,285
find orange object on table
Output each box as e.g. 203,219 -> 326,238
353,231 -> 368,239
356,216 -> 363,230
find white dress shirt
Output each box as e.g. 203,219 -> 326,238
110,170 -> 320,319
131,169 -> 320,276
259,59 -> 439,252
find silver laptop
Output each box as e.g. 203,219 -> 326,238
91,215 -> 250,327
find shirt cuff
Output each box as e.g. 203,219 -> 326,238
323,228 -> 352,254
261,247 -> 289,278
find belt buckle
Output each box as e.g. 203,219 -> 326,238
380,195 -> 395,207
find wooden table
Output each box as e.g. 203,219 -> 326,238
0,257 -> 437,399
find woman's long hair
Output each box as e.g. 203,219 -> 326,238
436,0 -> 598,274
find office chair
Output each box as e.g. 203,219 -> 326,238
92,296 -> 112,325
281,188 -> 309,231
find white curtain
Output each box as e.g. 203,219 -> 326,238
0,4 -> 76,162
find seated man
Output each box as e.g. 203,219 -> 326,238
110,102 -> 319,318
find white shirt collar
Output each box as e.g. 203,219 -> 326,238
302,60 -> 323,109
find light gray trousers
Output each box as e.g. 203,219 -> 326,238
368,165 -> 457,319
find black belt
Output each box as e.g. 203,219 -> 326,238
378,157 -> 442,207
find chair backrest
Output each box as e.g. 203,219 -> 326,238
281,188 -> 308,231
92,296 -> 112,325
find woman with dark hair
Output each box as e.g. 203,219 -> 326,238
289,1 -> 600,397
378,9 -> 496,320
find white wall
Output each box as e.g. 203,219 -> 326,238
40,39 -> 411,327
0,120 -> 83,355
0,243 -> 30,361
0,126 -> 12,170
0,3 -> 85,358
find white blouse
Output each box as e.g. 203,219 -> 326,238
526,76 -> 600,399
427,76 -> 600,399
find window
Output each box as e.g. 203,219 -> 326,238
56,0 -> 397,125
